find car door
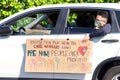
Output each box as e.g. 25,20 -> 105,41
55,8 -> 120,80
0,8 -> 65,79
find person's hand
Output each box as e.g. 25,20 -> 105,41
82,34 -> 90,42
95,26 -> 100,29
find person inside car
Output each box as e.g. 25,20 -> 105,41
47,13 -> 58,28
83,10 -> 111,41
31,24 -> 43,30
31,14 -> 58,30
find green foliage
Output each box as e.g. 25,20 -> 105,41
11,16 -> 36,31
0,0 -> 120,20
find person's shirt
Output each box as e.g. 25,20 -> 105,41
89,23 -> 111,38
44,24 -> 54,30
47,24 -> 54,28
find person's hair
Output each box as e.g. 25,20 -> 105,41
48,13 -> 58,26
97,10 -> 109,19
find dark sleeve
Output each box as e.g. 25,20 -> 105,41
89,24 -> 111,38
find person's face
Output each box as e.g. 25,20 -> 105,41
95,15 -> 108,27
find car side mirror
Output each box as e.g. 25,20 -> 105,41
0,26 -> 13,36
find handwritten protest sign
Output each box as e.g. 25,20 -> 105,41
25,39 -> 92,73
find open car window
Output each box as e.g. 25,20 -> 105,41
65,9 -> 111,34
9,11 -> 60,35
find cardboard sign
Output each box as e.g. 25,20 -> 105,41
25,39 -> 92,73
25,29 -> 51,35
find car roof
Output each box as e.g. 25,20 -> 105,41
33,3 -> 120,10
0,3 -> 120,25
20,3 -> 120,12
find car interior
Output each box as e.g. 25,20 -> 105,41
9,11 -> 60,35
9,9 -> 111,35
65,10 -> 111,34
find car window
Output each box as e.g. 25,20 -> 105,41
115,11 -> 120,28
11,14 -> 41,31
9,11 -> 59,35
65,10 -> 111,34
65,10 -> 95,34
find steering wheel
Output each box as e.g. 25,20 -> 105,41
19,27 -> 26,34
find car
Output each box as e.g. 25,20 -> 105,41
0,3 -> 120,80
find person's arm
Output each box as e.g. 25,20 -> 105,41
83,24 -> 111,41
89,23 -> 111,38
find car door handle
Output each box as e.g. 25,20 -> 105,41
101,39 -> 119,43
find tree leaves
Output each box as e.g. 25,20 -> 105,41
0,0 -> 119,20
